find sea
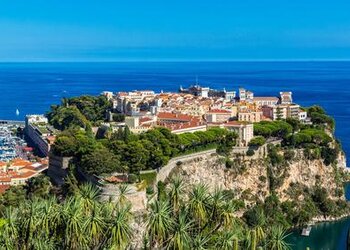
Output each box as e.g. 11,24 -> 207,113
1,61 -> 350,249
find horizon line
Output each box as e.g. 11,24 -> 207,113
1,58 -> 350,63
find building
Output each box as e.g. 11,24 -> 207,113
179,85 -> 209,98
157,112 -> 206,134
205,109 -> 232,123
223,121 -> 254,147
101,91 -> 114,100
0,158 -> 48,192
262,104 -> 301,121
238,110 -> 263,123
253,97 -> 280,107
280,92 -> 293,104
25,115 -> 56,157
239,88 -> 247,101
224,89 -> 236,101
287,104 -> 300,119
208,121 -> 254,147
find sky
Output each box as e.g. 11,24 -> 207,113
1,0 -> 350,61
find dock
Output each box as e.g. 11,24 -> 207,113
301,225 -> 312,236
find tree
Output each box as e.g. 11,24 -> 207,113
26,175 -> 52,198
80,146 -> 123,175
249,136 -> 266,147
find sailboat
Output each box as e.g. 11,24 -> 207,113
16,109 -> 20,116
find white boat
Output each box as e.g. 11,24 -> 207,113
16,109 -> 20,116
301,225 -> 312,236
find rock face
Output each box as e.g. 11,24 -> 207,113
170,147 -> 347,204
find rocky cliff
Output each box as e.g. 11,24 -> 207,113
168,144 -> 347,205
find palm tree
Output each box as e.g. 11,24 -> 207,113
107,204 -> 133,249
167,209 -> 193,250
147,200 -> 174,247
188,184 -> 210,228
266,226 -> 291,250
167,176 -> 185,213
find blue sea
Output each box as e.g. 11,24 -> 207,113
0,61 -> 350,160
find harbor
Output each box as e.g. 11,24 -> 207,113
0,122 -> 26,162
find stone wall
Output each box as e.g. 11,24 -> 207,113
48,154 -> 72,186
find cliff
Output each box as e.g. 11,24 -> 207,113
168,143 -> 347,206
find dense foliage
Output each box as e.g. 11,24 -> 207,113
0,176 -> 292,250
254,120 -> 293,139
52,127 -> 237,175
253,106 -> 341,166
47,95 -> 111,129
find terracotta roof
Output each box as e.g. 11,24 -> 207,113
223,121 -> 251,126
0,185 -> 10,194
207,109 -> 231,114
158,112 -> 197,122
253,97 -> 279,101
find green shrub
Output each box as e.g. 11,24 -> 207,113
249,136 -> 266,147
139,170 -> 157,185
128,173 -> 139,183
146,186 -> 154,195
246,149 -> 255,156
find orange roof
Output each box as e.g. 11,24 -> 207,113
223,121 -> 250,126
0,185 -> 10,194
0,161 -> 7,167
207,109 -> 231,114
158,112 -> 200,122
253,97 -> 279,101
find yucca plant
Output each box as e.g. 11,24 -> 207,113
188,184 -> 210,228
167,176 -> 185,213
147,200 -> 174,247
107,204 -> 133,249
266,226 -> 291,250
167,209 -> 193,250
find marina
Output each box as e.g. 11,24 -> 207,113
0,123 -> 26,162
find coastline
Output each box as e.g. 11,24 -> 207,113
311,213 -> 350,224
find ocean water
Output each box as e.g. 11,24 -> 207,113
0,61 -> 349,159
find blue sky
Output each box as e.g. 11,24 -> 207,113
1,0 -> 350,61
